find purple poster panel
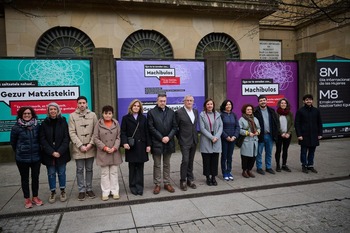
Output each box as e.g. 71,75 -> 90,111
226,61 -> 298,118
116,60 -> 205,123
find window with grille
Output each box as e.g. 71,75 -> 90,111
35,27 -> 95,57
195,33 -> 240,59
121,30 -> 173,59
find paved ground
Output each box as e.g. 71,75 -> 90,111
0,138 -> 349,232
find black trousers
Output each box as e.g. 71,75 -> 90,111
128,162 -> 144,193
16,160 -> 41,198
201,153 -> 219,177
180,143 -> 197,182
275,135 -> 292,166
241,155 -> 256,171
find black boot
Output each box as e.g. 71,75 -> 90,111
211,176 -> 218,186
206,176 -> 212,186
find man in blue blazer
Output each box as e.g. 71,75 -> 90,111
175,95 -> 199,191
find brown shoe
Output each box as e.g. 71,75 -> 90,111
187,181 -> 197,189
153,185 -> 161,194
247,170 -> 255,178
164,184 -> 175,193
242,170 -> 249,178
180,181 -> 187,191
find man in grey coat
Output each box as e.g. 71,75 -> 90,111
147,93 -> 177,194
176,95 -> 199,191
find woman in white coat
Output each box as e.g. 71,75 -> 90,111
239,104 -> 261,178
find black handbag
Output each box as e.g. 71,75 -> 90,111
235,135 -> 246,148
127,137 -> 135,147
127,122 -> 139,147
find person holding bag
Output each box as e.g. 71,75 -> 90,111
121,99 -> 151,196
239,104 -> 261,178
93,105 -> 123,201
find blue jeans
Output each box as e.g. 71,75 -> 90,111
300,146 -> 316,167
76,157 -> 94,193
47,164 -> 67,191
221,140 -> 235,176
256,134 -> 273,169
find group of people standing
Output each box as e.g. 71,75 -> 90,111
10,93 -> 322,209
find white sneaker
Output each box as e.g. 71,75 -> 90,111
112,194 -> 120,200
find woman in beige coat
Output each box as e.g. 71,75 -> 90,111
93,105 -> 123,201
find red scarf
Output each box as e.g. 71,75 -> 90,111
277,107 -> 290,116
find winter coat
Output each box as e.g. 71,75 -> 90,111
68,108 -> 97,160
93,118 -> 123,166
147,106 -> 177,155
239,117 -> 261,157
199,111 -> 223,153
40,116 -> 71,166
10,121 -> 41,163
254,106 -> 279,142
277,111 -> 294,135
295,105 -> 323,147
121,113 -> 151,163
220,111 -> 240,140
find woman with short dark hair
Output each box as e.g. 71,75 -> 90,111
93,105 -> 123,201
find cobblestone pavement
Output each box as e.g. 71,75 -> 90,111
108,199 -> 350,233
1,198 -> 349,233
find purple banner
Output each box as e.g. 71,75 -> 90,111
226,61 -> 298,118
116,60 -> 205,123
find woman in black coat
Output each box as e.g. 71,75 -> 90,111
40,103 -> 71,203
121,99 -> 151,196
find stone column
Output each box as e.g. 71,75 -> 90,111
294,52 -> 318,107
204,51 -> 227,109
92,48 -> 116,117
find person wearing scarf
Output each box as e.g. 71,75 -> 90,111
10,106 -> 43,209
275,98 -> 294,172
238,104 -> 261,178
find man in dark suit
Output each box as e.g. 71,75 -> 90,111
175,95 -> 199,191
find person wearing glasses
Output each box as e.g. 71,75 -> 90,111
11,106 -> 43,209
239,104 -> 261,178
147,92 -> 178,194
